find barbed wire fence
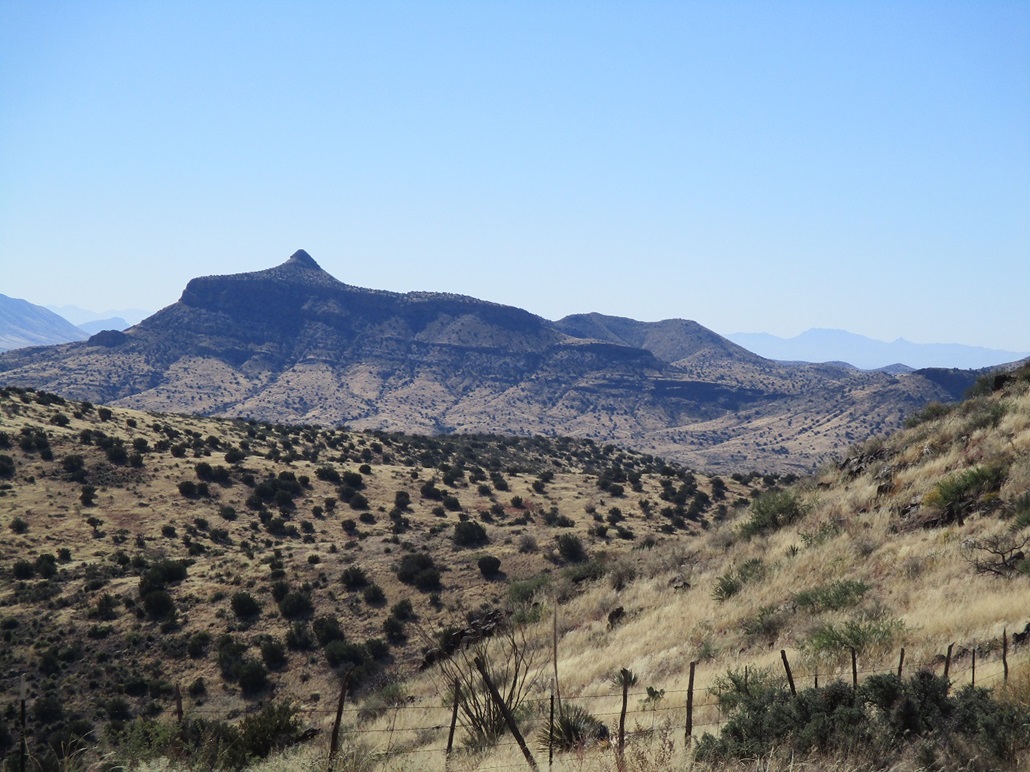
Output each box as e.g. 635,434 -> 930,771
0,635 -> 1024,771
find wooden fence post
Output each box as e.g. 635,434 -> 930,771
174,683 -> 184,724
446,678 -> 461,762
972,647 -> 976,687
1003,627 -> 1009,683
548,682 -> 555,769
944,643 -> 954,681
685,661 -> 696,746
617,669 -> 630,771
850,648 -> 858,691
474,656 -> 538,770
814,669 -> 818,689
780,650 -> 797,697
897,647 -> 905,679
328,669 -> 352,766
19,674 -> 27,772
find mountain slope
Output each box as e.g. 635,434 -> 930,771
0,293 -> 88,351
0,251 -> 979,472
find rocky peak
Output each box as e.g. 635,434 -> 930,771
285,249 -> 321,271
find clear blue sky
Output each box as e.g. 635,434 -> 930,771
2,1 -> 1027,350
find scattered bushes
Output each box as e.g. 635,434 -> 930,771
478,555 -> 502,577
556,534 -> 587,563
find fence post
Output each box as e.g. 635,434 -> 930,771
548,682 -> 555,769
19,674 -> 27,772
814,669 -> 818,689
616,669 -> 630,771
174,683 -> 184,724
944,643 -> 954,682
685,661 -> 696,746
972,647 -> 976,687
552,604 -> 563,719
850,647 -> 858,691
780,650 -> 797,697
328,669 -> 352,766
474,656 -> 538,770
1003,627 -> 1009,683
446,677 -> 461,762
897,647 -> 905,679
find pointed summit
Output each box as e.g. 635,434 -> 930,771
286,249 -> 321,270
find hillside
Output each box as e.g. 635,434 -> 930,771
0,294 -> 87,352
1,365 -> 1029,770
0,251 -> 979,474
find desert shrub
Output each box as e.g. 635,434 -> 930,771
740,490 -> 806,538
556,533 -> 586,563
9,516 -> 27,534
286,621 -> 315,651
443,495 -> 462,511
363,583 -> 386,605
230,591 -> 261,619
537,704 -> 608,753
312,615 -> 345,646
390,599 -> 414,621
0,454 -> 14,478
712,559 -> 764,601
278,591 -> 313,619
12,560 -> 34,580
340,565 -> 369,590
454,520 -> 488,547
142,590 -> 175,620
905,400 -> 955,427
478,555 -> 502,577
794,580 -> 870,612
806,616 -> 906,658
260,638 -> 287,669
925,463 -> 1007,517
397,553 -> 441,590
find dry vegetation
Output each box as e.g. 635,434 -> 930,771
2,364 -> 1030,770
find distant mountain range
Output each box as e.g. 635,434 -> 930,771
728,328 -> 1028,371
0,293 -> 88,350
0,250 -> 990,472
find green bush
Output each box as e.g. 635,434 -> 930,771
478,555 -> 502,577
230,591 -> 261,619
537,704 -> 608,752
454,520 -> 488,547
556,533 -> 587,563
793,580 -> 870,612
806,617 -> 906,658
397,553 -> 441,590
740,490 -> 805,538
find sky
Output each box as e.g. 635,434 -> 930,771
1,1 -> 1028,351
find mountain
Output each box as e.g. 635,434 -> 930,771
0,251 -> 982,472
728,327 -> 1028,370
0,293 -> 88,351
76,317 -> 131,335
46,304 -> 151,327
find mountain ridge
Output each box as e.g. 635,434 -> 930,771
0,251 -> 986,472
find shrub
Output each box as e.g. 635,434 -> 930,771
478,555 -> 502,577
537,704 -> 608,753
312,616 -> 345,647
363,583 -> 386,605
556,534 -> 587,563
9,516 -> 27,534
397,553 -> 441,590
740,490 -> 806,538
142,590 -> 176,620
260,638 -> 287,669
794,580 -> 870,612
0,454 -> 14,479
278,591 -> 313,619
340,565 -> 369,590
230,591 -> 261,619
807,617 -> 906,658
454,520 -> 488,547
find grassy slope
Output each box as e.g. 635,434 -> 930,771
2,366 -> 1029,770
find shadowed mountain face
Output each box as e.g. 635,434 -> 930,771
0,251 -> 981,472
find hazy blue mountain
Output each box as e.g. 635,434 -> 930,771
77,318 -> 131,335
0,294 -> 88,351
46,304 -> 151,327
727,328 -> 1028,370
